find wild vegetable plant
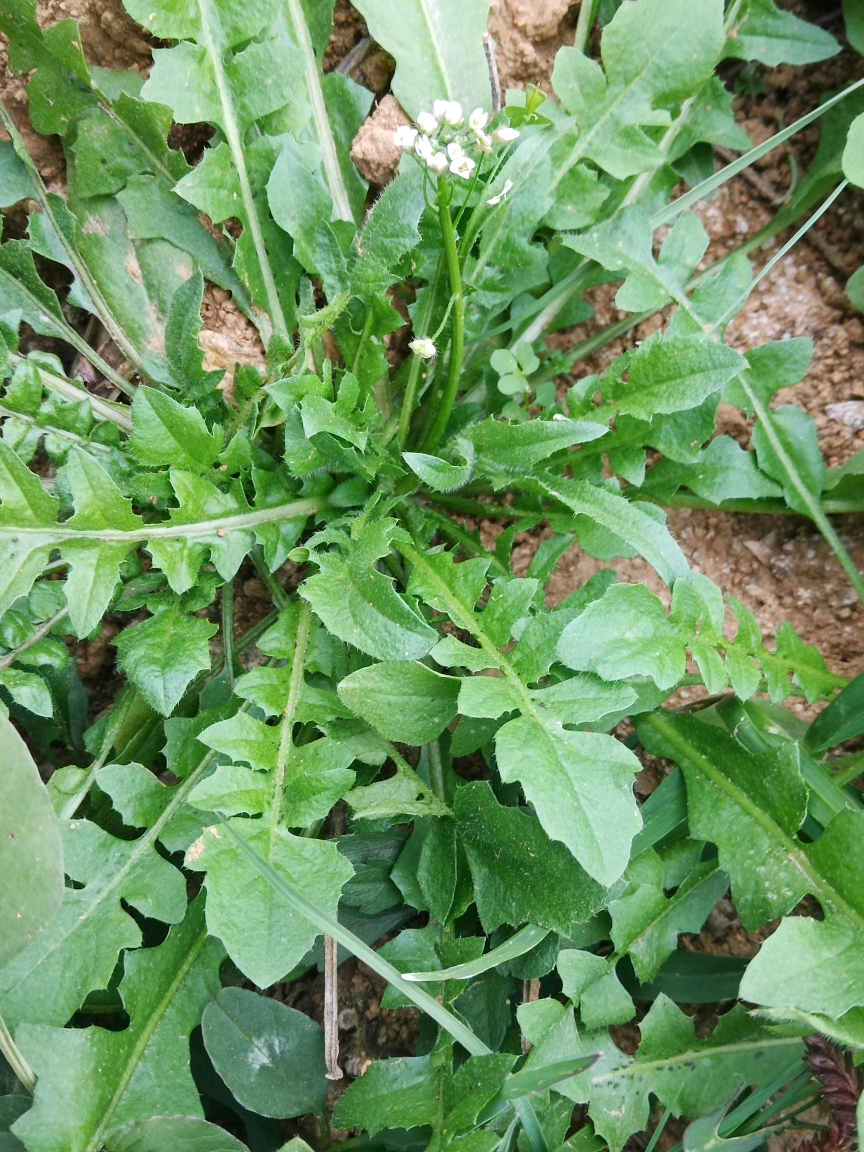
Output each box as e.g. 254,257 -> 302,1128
1,0 -> 864,1149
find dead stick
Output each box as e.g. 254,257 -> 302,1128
324,934 -> 343,1080
483,32 -> 502,115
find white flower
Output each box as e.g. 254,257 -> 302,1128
417,111 -> 438,135
441,100 -> 463,125
486,178 -> 514,206
414,134 -> 435,162
432,100 -> 450,123
428,151 -> 450,174
468,108 -> 488,132
450,153 -> 476,179
472,129 -> 493,153
393,125 -> 418,152
410,337 -> 437,359
446,141 -> 466,161
492,125 -> 520,144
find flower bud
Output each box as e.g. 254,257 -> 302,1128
393,125 -> 418,152
409,337 -> 437,359
416,111 -> 438,135
428,151 -> 450,174
492,125 -> 520,144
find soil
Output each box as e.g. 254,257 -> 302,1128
2,0 -> 863,1146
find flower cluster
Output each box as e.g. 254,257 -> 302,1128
393,100 -> 519,181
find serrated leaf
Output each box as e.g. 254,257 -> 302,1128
558,583 -> 686,691
333,1055 -> 441,1136
536,476 -> 690,586
0,711 -> 63,967
0,667 -> 53,717
622,338 -> 747,420
454,781 -> 608,935
114,603 -> 218,716
0,813 -> 187,1031
304,525 -> 437,662
128,388 -> 223,470
609,851 -> 728,983
403,451 -> 473,493
751,405 -> 825,515
0,140 -> 36,208
557,950 -> 634,1029
338,661 -> 460,745
468,416 -> 608,474
188,819 -> 353,989
13,896 -> 224,1152
202,987 -> 327,1119
551,0 -> 725,180
495,715 -> 641,886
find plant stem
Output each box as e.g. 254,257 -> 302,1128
251,545 -> 292,609
195,0 -> 288,342
400,254 -> 449,446
221,579 -> 235,695
574,0 -> 599,53
0,607 -> 68,673
269,600 -> 313,850
419,182 -> 465,453
739,376 -> 864,603
0,1011 -> 36,1094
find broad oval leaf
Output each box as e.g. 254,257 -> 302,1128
337,661 -> 460,745
202,987 -> 327,1119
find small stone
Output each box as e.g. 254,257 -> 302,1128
350,94 -> 411,186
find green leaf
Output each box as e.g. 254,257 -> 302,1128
349,0 -> 491,118
0,668 -> 53,717
468,416 -> 608,475
403,450 -> 474,493
805,669 -> 864,752
551,0 -> 725,180
535,476 -> 690,586
740,808 -> 864,1015
622,338 -> 748,420
13,896 -> 224,1152
188,818 -> 353,989
672,436 -> 783,504
525,995 -> 801,1152
337,661 -> 460,745
0,140 -> 36,208
845,0 -> 864,54
352,165 -> 426,297
558,950 -> 634,1029
496,715 -> 641,886
639,712 -> 864,937
304,524 -> 438,662
609,850 -> 728,983
0,711 -> 63,967
557,583 -> 686,691
128,389 -> 223,471
723,0 -> 840,65
202,987 -> 327,1119
106,1117 -> 246,1152
454,781 -> 608,934
333,1055 -> 441,1136
844,112 -> 864,189
114,603 -> 218,716
751,405 -> 825,515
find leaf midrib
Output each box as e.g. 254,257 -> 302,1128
86,924 -> 210,1152
645,712 -> 864,934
